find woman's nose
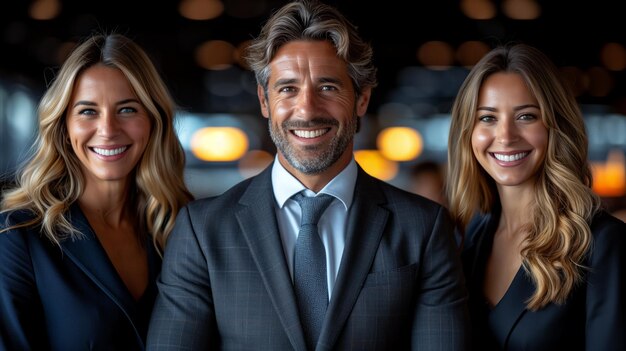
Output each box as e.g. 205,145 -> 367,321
97,112 -> 121,137
497,119 -> 519,145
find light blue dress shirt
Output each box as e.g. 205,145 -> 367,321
271,156 -> 357,299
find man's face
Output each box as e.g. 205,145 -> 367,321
257,40 -> 370,188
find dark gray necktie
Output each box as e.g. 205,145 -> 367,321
292,192 -> 334,350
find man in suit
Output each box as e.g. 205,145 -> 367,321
147,1 -> 469,350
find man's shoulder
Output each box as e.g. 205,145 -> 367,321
185,173 -> 264,214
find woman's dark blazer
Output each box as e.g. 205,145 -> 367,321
462,204 -> 626,351
0,203 -> 161,351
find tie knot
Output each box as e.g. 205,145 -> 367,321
293,192 -> 334,226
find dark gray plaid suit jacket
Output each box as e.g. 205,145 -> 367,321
147,164 -> 470,350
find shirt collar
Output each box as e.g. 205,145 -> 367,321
272,155 -> 357,211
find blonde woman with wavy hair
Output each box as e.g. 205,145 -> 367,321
0,33 -> 192,350
447,43 -> 626,350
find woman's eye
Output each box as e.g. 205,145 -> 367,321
119,107 -> 137,114
518,113 -> 537,121
78,108 -> 96,115
478,115 -> 495,122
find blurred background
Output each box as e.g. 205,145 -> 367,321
1,0 -> 625,216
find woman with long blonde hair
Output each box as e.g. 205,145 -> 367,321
447,43 -> 625,350
0,33 -> 192,350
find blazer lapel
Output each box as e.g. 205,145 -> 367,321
236,166 -> 308,351
319,168 -> 389,349
465,211 -> 498,293
466,204 -> 532,348
489,268 -> 533,347
60,204 -> 137,319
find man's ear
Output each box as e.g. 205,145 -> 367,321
356,87 -> 372,117
257,85 -> 270,118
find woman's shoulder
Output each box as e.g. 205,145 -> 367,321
590,210 -> 626,239
0,210 -> 41,257
0,209 -> 37,228
588,210 -> 626,262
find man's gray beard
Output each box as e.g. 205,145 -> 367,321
268,116 -> 356,175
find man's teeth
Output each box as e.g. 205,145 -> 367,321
93,146 -> 127,156
494,152 -> 528,162
294,129 -> 327,138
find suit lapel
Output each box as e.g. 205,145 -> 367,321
319,168 -> 389,349
60,204 -> 137,319
236,166 -> 308,351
